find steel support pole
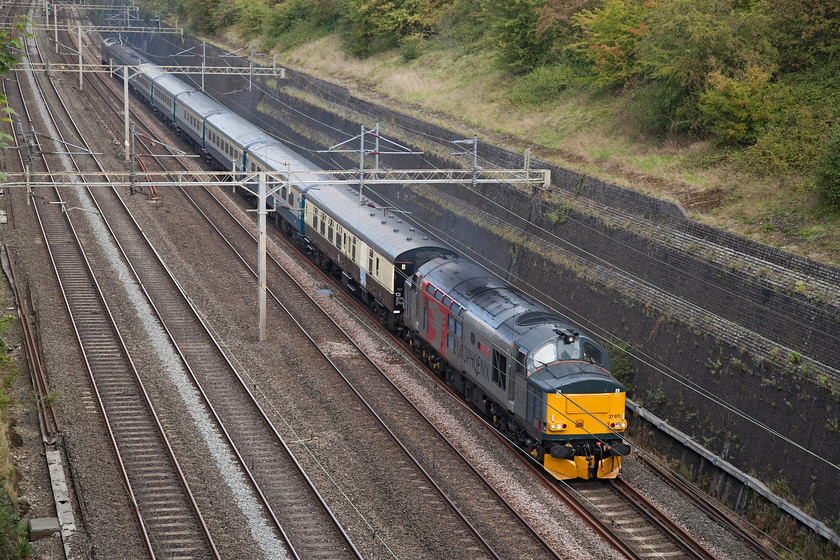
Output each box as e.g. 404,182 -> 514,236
472,134 -> 478,190
54,6 -> 58,53
123,69 -> 129,161
359,124 -> 365,203
77,25 -> 83,90
201,41 -> 205,92
257,172 -> 267,342
129,123 -> 136,194
374,123 -> 379,171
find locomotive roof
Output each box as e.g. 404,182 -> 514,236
417,256 -> 585,345
307,185 -> 454,261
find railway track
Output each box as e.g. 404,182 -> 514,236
635,454 -> 781,559
174,182 -> 562,559
32,8 -> 364,559
107,34 -> 778,559
54,23 -> 571,556
6,8 -> 219,558
5,6 -> 787,558
567,477 -> 717,559
78,53 -> 563,555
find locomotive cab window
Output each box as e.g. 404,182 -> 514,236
582,341 -> 604,365
530,338 -> 582,369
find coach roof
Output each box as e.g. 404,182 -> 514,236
307,184 -> 451,261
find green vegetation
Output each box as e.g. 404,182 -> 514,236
607,342 -> 633,394
0,18 -> 26,164
165,0 -> 840,263
0,309 -> 28,559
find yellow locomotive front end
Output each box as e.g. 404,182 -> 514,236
541,389 -> 628,480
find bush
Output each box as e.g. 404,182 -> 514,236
609,342 -> 634,394
625,79 -> 692,139
699,66 -> 774,146
743,102 -> 823,175
506,63 -> 584,106
815,128 -> 840,212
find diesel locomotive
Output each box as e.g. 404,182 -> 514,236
404,256 -> 629,479
102,38 -> 629,479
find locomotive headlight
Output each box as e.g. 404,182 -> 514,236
551,424 -> 557,430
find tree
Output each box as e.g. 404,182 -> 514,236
698,65 -> 775,145
757,0 -> 840,70
343,0 -> 452,57
482,0 -> 553,73
570,0 -> 652,89
636,0 -> 775,133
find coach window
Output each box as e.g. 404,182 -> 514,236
312,208 -> 319,230
281,186 -> 287,200
368,249 -> 374,274
328,219 -> 334,243
375,257 -> 380,277
320,215 -> 326,236
335,226 -> 343,250
350,237 -> 357,262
